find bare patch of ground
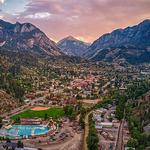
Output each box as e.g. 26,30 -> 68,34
31,106 -> 49,111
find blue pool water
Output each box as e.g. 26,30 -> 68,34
0,125 -> 49,137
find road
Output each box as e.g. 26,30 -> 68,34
115,105 -> 126,150
83,97 -> 102,150
115,120 -> 124,150
83,111 -> 92,150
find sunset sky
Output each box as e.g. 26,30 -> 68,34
0,0 -> 150,43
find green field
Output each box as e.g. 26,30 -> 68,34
11,107 -> 64,120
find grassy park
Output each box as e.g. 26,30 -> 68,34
11,107 -> 64,120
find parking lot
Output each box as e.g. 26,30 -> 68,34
93,105 -> 120,150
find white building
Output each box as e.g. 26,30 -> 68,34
96,122 -> 113,128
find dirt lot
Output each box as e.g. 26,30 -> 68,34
41,132 -> 83,150
31,106 -> 49,111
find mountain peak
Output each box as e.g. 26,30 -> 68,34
57,36 -> 90,56
84,19 -> 150,64
0,19 -> 13,28
62,36 -> 78,42
140,19 -> 150,24
138,19 -> 150,27
16,21 -> 21,25
0,19 -> 63,57
0,19 -> 8,23
13,22 -> 37,33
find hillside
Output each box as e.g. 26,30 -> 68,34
84,20 -> 150,64
0,19 -> 63,57
0,90 -> 20,115
57,36 -> 90,56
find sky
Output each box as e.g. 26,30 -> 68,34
0,0 -> 150,43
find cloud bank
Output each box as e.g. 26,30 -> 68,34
1,0 -> 150,42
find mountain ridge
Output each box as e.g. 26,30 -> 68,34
0,19 -> 63,57
57,36 -> 90,56
84,19 -> 150,64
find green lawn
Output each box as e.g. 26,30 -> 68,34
11,107 -> 64,120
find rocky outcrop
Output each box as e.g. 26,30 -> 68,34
0,19 -> 63,56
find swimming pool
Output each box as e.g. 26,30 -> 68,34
0,125 -> 49,138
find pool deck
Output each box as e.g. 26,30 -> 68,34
0,124 -> 56,139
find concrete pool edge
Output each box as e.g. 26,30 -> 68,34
0,124 -> 55,139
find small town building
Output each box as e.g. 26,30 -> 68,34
20,118 -> 42,125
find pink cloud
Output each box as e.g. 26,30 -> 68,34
3,0 -> 150,42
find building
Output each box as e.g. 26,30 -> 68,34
93,115 -> 104,122
20,118 -> 42,125
95,125 -> 102,130
97,122 -> 113,128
